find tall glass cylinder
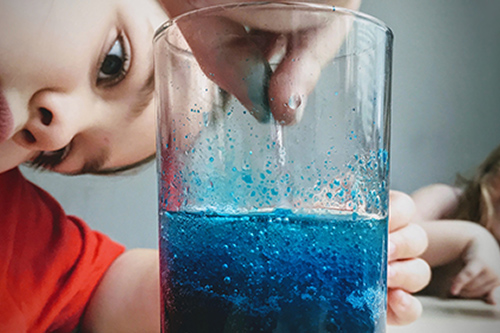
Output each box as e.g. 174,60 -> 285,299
155,2 -> 392,332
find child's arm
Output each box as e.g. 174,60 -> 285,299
448,224 -> 500,304
81,249 -> 160,332
419,220 -> 500,304
412,183 -> 462,221
419,220 -> 489,267
412,184 -> 500,303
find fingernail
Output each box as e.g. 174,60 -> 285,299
288,94 -> 301,109
245,60 -> 272,123
287,94 -> 305,123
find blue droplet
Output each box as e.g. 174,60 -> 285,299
242,175 -> 253,184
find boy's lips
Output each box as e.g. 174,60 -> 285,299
0,89 -> 14,143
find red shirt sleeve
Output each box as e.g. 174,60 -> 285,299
0,168 -> 126,333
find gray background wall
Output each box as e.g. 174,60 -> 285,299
21,0 -> 500,249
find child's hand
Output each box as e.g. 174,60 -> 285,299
487,286 -> 500,306
159,0 -> 361,124
450,230 -> 500,304
387,191 -> 431,325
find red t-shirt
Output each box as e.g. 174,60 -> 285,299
0,168 -> 125,332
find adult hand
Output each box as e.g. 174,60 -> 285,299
387,191 -> 431,325
158,0 -> 361,124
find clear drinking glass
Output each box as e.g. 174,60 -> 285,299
155,2 -> 392,332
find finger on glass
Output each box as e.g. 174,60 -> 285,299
387,289 -> 422,326
388,191 -> 417,232
388,258 -> 431,293
388,223 -> 428,261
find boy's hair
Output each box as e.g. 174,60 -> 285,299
453,145 -> 500,230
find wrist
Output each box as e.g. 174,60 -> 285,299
463,226 -> 499,262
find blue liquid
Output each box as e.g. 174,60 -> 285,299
160,210 -> 387,332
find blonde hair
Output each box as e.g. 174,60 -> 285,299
453,145 -> 500,231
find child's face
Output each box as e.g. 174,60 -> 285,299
0,0 -> 167,174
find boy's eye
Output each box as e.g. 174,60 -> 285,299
97,35 -> 130,87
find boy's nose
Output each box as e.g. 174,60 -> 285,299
18,90 -> 86,152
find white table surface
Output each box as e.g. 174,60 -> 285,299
388,296 -> 500,333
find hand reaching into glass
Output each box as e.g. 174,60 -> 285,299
159,0 -> 361,125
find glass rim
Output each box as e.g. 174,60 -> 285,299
154,1 -> 393,43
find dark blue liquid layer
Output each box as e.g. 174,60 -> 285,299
160,210 -> 387,332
